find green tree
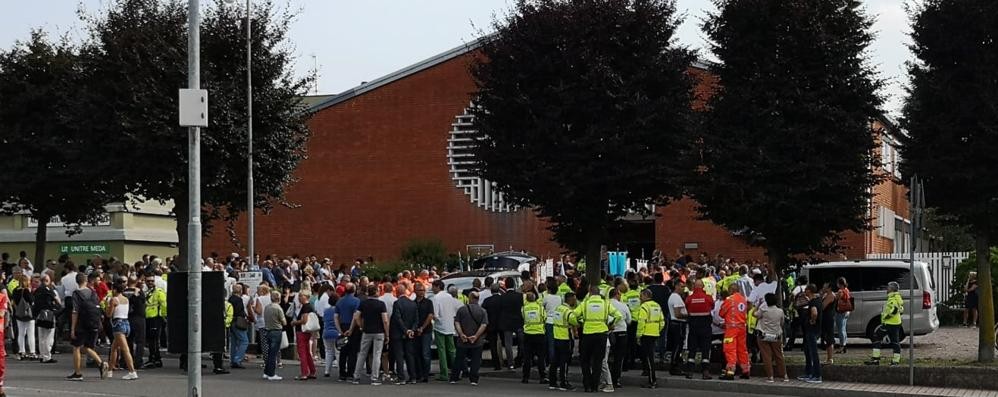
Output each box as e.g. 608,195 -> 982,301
923,208 -> 974,252
470,0 -> 696,286
75,0 -> 311,268
900,0 -> 998,362
694,0 -> 883,279
0,32 -> 116,267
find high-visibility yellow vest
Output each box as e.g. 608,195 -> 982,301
552,304 -> 573,340
621,290 -> 641,322
522,301 -> 546,335
637,301 -> 665,337
557,283 -> 572,297
145,288 -> 167,318
882,292 -> 903,325
572,295 -> 620,335
224,301 -> 234,328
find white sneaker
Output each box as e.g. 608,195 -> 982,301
267,375 -> 283,381
601,385 -> 615,393
123,372 -> 139,380
107,370 -> 114,379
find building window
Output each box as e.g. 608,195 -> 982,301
447,105 -> 516,213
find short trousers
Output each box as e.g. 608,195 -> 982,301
72,328 -> 99,348
112,319 -> 131,336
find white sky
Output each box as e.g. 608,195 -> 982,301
0,0 -> 911,114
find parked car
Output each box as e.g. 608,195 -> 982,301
428,270 -> 522,300
800,260 -> 939,341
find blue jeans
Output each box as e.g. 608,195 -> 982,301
419,332 -> 433,380
834,312 -> 849,347
264,329 -> 283,377
229,327 -> 249,367
803,331 -> 821,379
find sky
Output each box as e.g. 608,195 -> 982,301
0,0 -> 912,114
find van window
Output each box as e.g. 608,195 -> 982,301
805,266 -> 918,293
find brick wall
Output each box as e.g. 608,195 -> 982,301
205,52 -> 560,261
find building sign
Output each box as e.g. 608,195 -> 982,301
29,214 -> 111,228
59,243 -> 111,255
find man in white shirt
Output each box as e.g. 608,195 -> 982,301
603,287 -> 631,391
666,282 -> 688,375
747,274 -> 777,310
379,282 -> 398,319
60,262 -> 80,299
431,282 -> 461,381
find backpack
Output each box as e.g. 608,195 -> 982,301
836,289 -> 853,313
73,289 -> 101,330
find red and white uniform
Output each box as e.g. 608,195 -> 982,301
719,292 -> 749,375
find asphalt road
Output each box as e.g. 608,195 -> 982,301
3,356 -> 777,397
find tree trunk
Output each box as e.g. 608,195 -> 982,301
174,198 -> 190,271
975,233 -> 995,363
33,214 -> 49,271
767,241 -> 787,309
584,228 -> 603,290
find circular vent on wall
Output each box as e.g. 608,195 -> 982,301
447,105 -> 517,213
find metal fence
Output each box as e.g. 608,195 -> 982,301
866,252 -> 971,304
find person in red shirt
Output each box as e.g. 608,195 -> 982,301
683,279 -> 714,379
719,283 -> 749,380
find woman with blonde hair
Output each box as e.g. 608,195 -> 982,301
964,272 -> 979,327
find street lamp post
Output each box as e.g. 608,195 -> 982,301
185,1 -> 203,396
245,0 -> 255,271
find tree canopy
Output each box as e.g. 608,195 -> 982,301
900,0 -> 998,362
75,0 -> 311,267
470,0 -> 697,284
0,32 -> 116,267
694,0 -> 883,274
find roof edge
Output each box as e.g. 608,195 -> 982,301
308,36 -> 714,113
308,39 -> 485,113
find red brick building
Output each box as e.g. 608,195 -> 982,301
205,43 -> 909,263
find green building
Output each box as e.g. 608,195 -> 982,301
0,199 -> 178,265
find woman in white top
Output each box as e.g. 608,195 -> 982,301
105,282 -> 139,380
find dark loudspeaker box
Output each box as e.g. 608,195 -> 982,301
167,271 -> 225,353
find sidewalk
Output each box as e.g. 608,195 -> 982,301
479,367 -> 998,397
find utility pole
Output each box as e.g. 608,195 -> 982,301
245,0 -> 255,270
186,0 -> 203,395
908,176 -> 924,386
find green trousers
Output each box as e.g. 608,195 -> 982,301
434,331 -> 456,380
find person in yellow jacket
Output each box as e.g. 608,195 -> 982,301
636,290 -> 665,388
865,282 -> 904,366
572,286 -> 621,393
548,293 -> 577,391
209,300 -> 234,374
521,292 -> 547,383
143,275 -> 167,368
620,282 -> 641,370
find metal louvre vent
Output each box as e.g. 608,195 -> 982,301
448,105 -> 516,213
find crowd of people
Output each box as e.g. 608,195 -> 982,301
0,249 -> 907,395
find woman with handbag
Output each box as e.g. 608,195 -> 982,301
753,293 -> 787,383
32,274 -> 61,363
11,274 -> 35,361
290,291 -> 318,380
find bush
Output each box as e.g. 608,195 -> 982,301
360,261 -> 421,281
947,247 -> 998,307
400,238 -> 448,267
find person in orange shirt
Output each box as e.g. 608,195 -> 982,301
719,283 -> 749,380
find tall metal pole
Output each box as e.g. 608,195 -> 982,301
245,0 -> 255,270
186,0 -> 203,396
908,176 -> 922,386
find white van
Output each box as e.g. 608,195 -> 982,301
800,260 -> 939,340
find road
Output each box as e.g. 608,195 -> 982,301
3,356 -> 776,397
